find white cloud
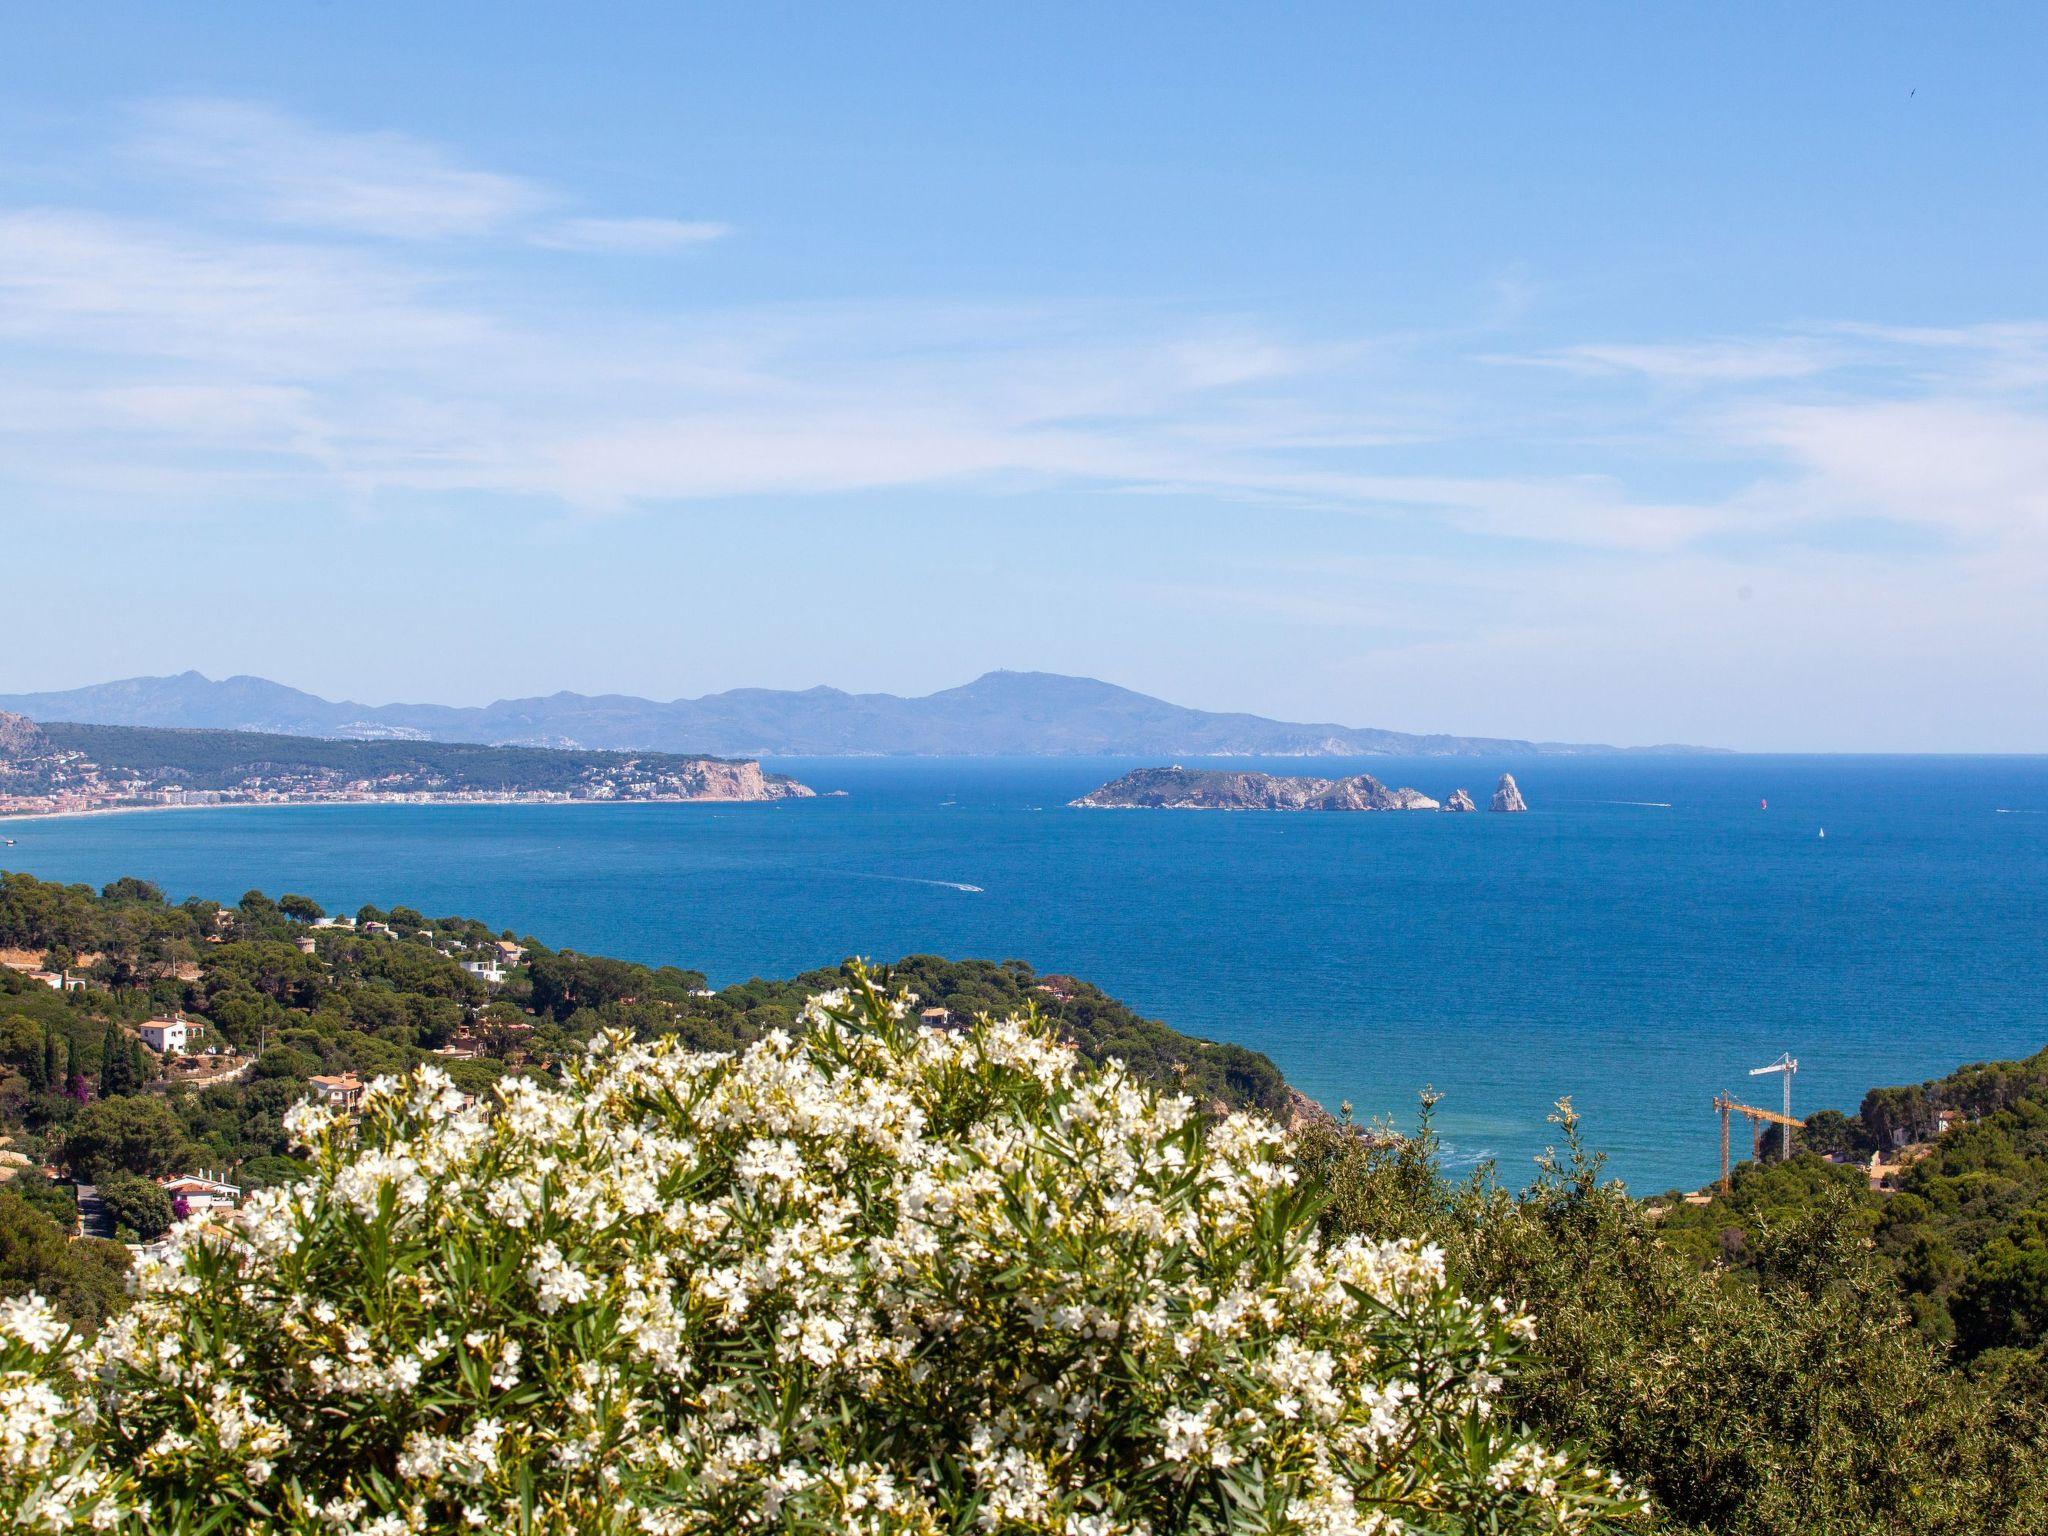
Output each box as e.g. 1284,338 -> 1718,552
0,208 -> 494,371
532,217 -> 731,253
130,98 -> 546,239
1737,398 -> 2048,543
9,107 -> 2048,595
1521,336 -> 1843,383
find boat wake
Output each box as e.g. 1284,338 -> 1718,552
835,871 -> 984,893
1603,800 -> 1673,808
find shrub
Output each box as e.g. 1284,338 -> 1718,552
3,974 -> 1640,1534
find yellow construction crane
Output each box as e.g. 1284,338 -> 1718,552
1712,1091 -> 1805,1195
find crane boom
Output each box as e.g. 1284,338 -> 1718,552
1712,1091 -> 1806,1194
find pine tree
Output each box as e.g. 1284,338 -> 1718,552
24,1028 -> 49,1093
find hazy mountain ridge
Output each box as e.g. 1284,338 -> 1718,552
0,670 -> 1719,757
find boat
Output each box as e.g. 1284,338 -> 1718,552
1818,828 -> 1826,839
1760,798 -> 1768,811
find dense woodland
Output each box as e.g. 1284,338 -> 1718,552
1,866 -> 2044,1532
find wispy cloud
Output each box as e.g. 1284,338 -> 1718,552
8,98 -> 2048,598
531,217 -> 731,253
1515,336 -> 1845,383
129,98 -> 546,240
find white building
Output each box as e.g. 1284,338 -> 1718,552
158,1174 -> 241,1217
139,1017 -> 202,1056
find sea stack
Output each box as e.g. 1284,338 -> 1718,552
1490,773 -> 1528,812
1442,788 -> 1477,812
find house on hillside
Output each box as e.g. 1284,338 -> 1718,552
918,1006 -> 957,1032
295,934 -> 318,955
158,1173 -> 241,1218
139,1017 -> 203,1056
463,958 -> 507,985
494,941 -> 527,964
309,1074 -> 366,1112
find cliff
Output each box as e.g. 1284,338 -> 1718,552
661,757 -> 814,801
0,711 -> 46,756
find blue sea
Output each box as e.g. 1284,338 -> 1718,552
6,755 -> 2046,1194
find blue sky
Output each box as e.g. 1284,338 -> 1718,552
2,3 -> 2045,749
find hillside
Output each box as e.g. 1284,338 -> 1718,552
1651,1042 -> 2048,1359
0,668 -> 1720,757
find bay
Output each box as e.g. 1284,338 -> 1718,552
5,753 -> 2045,1193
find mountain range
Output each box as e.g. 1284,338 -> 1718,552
0,670 -> 1715,758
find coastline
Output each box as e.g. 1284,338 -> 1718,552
0,792 -> 816,825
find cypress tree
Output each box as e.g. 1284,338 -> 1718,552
24,1028 -> 49,1093
99,1023 -> 135,1097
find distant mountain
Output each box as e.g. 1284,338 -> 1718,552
0,670 -> 1718,757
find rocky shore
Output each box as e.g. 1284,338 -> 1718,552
1071,766 -> 1533,813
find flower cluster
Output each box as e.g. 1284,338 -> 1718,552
4,969 -> 1644,1534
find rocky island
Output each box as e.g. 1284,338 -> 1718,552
0,711 -> 813,818
1072,766 -> 1532,813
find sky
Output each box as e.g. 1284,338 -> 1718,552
1,3 -> 2045,751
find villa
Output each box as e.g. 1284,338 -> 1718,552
308,1073 -> 366,1112
139,1017 -> 202,1056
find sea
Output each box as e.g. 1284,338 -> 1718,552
5,754 -> 2046,1194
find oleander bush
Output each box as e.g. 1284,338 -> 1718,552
1,972 -> 1641,1535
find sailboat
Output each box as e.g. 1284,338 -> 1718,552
1817,828 -> 1826,839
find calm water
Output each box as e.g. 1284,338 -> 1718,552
6,755 -> 2046,1193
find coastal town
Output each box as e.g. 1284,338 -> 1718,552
0,709 -> 813,818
